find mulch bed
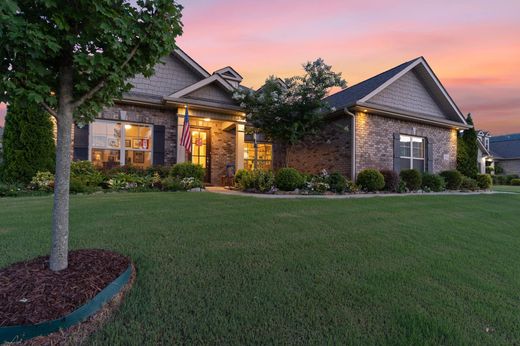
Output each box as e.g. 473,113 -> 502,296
0,249 -> 130,327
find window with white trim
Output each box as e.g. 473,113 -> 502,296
399,135 -> 425,172
90,120 -> 152,169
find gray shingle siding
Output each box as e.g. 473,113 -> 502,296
186,83 -> 234,105
367,70 -> 446,119
128,55 -> 203,98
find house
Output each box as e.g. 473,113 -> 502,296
72,48 -> 248,185
476,130 -> 494,174
281,57 -> 470,179
73,50 -> 470,184
490,134 -> 520,175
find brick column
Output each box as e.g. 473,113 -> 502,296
235,123 -> 245,170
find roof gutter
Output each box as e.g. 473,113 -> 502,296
353,103 -> 471,130
343,108 -> 356,180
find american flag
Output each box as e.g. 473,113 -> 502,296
180,106 -> 191,154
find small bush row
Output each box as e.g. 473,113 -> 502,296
492,174 -> 520,186
356,168 -> 492,193
235,168 -> 356,194
3,161 -> 206,196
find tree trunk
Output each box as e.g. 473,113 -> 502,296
49,65 -> 74,272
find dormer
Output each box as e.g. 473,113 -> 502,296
214,67 -> 243,88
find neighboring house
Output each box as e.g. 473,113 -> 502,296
490,134 -> 520,175
72,48 -> 248,185
73,51 -> 470,184
283,57 -> 470,179
476,130 -> 494,174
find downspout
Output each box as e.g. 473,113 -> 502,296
344,108 -> 356,180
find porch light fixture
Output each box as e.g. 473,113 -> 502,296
125,124 -> 132,129
363,109 -> 368,113
203,118 -> 211,122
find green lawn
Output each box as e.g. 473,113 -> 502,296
1,192 -> 520,345
493,185 -> 520,193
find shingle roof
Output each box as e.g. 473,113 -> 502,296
490,133 -> 520,159
324,58 -> 419,110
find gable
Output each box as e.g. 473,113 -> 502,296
127,54 -> 205,98
184,82 -> 235,105
366,69 -> 446,119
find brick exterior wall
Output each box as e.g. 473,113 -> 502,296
99,103 -> 178,165
276,116 -> 353,178
355,112 -> 457,174
207,120 -> 236,185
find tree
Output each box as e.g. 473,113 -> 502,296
0,0 -> 183,271
1,98 -> 55,183
234,59 -> 346,166
457,114 -> 478,178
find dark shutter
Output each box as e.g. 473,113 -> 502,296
393,132 -> 400,172
73,124 -> 89,161
153,125 -> 166,165
426,139 -> 434,173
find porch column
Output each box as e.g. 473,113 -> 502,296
176,113 -> 186,163
235,123 -> 245,170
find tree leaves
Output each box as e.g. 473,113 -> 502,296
234,59 -> 346,146
0,0 -> 183,123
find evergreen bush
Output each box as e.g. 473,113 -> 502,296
1,99 -> 55,183
356,169 -> 385,192
275,167 -> 303,191
440,170 -> 463,190
400,169 -> 422,191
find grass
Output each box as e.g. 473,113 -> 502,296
1,192 -> 520,345
493,185 -> 520,193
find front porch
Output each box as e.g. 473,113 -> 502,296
175,106 -> 245,185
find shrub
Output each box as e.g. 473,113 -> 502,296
275,168 -> 303,191
70,161 -> 104,187
511,179 -> 520,186
305,175 -> 330,193
327,172 -> 348,193
29,171 -> 54,192
145,165 -> 171,178
180,177 -> 203,190
485,166 -> 494,174
69,177 -> 99,194
1,98 -> 55,184
252,170 -> 275,193
170,162 -> 205,181
107,173 -> 145,190
460,176 -> 478,191
234,169 -> 249,188
356,169 -> 385,192
380,169 -> 400,192
476,174 -> 492,189
0,182 -> 25,197
161,177 -> 183,191
421,173 -> 446,192
440,170 -> 463,190
400,169 -> 422,191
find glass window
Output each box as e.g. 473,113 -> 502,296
399,135 -> 425,172
244,142 -> 272,171
90,120 -> 152,169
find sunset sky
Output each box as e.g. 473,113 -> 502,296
1,0 -> 519,134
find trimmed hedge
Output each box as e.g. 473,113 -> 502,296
400,169 -> 422,191
380,169 -> 400,192
275,168 -> 304,191
440,170 -> 463,190
511,179 -> 520,186
422,173 -> 445,192
460,176 -> 478,191
326,172 -> 348,193
476,174 -> 492,189
357,169 -> 385,192
170,162 -> 205,181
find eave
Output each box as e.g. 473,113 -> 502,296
351,103 -> 471,130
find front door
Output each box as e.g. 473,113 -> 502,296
190,128 -> 211,183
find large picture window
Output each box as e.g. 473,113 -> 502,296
244,142 -> 272,171
90,120 -> 153,169
399,135 -> 425,172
